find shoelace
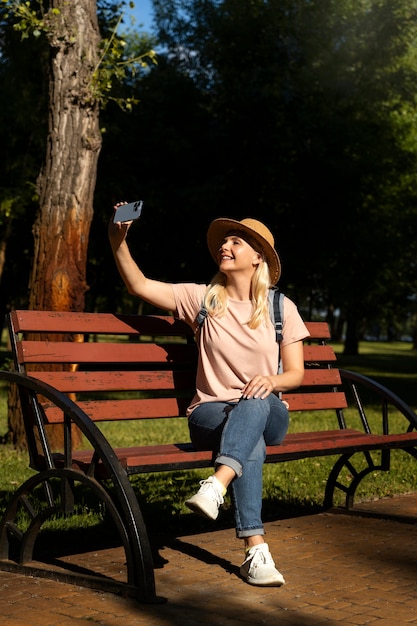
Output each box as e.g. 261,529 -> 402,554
250,547 -> 275,568
199,479 -> 224,505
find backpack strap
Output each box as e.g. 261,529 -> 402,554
268,287 -> 284,343
196,306 -> 208,328
268,287 -> 284,379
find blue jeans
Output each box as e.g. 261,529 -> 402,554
188,395 -> 289,538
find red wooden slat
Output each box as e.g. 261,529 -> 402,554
303,321 -> 330,339
279,430 -> 360,443
10,310 -> 192,336
282,392 -> 347,411
29,370 -> 196,392
12,311 -> 330,341
17,339 -> 333,366
265,430 -> 417,462
41,390 -> 347,424
30,367 -> 340,394
18,340 -> 197,364
303,344 -> 337,362
301,369 -> 341,386
42,397 -> 191,423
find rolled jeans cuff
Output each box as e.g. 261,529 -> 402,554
236,527 -> 265,539
215,454 -> 242,477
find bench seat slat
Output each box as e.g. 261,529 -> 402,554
265,430 -> 417,461
52,430 -> 417,475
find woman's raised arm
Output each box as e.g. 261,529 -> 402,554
108,203 -> 177,313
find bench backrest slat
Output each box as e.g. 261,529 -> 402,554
42,397 -> 192,423
40,390 -> 348,424
10,310 -> 329,340
17,341 -> 197,364
28,370 -> 197,392
284,392 -> 347,411
16,340 -> 336,366
27,367 -> 342,394
10,310 -> 193,336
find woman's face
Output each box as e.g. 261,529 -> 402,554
217,232 -> 262,278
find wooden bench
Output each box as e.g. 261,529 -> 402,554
0,309 -> 417,603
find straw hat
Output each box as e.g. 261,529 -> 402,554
207,217 -> 281,285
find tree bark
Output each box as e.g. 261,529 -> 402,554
8,0 -> 102,449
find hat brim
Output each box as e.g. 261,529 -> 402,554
207,218 -> 281,285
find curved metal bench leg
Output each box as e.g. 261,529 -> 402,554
324,449 -> 391,510
325,446 -> 417,510
0,468 -> 165,603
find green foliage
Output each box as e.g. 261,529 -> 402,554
1,0 -> 158,109
1,0 -> 60,40
93,19 -> 158,110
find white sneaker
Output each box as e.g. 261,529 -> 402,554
185,476 -> 224,520
240,543 -> 285,587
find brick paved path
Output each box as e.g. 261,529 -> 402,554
0,495 -> 416,625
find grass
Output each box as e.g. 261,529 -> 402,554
0,338 -> 416,537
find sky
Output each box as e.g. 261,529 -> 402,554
123,0 -> 155,32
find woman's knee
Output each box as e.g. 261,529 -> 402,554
188,402 -> 229,450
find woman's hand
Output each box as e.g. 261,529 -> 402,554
108,202 -> 132,246
242,375 -> 274,400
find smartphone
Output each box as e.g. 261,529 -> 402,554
113,200 -> 144,223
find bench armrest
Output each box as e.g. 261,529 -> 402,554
340,368 -> 417,433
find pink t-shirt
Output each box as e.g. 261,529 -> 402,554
172,283 -> 310,415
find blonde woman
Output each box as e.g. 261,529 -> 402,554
109,211 -> 309,587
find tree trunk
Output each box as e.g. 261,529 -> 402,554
343,316 -> 360,356
30,0 -> 101,311
8,0 -> 102,449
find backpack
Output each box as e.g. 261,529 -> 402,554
196,287 -> 285,372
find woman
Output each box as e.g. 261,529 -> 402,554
109,209 -> 309,587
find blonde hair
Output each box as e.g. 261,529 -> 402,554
203,259 -> 271,329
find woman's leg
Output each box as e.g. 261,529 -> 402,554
187,395 -> 288,530
186,396 -> 289,586
186,402 -> 237,519
221,395 -> 288,586
220,395 -> 288,536
187,401 -> 231,453
216,394 -> 288,479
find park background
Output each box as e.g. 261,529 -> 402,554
1,0 -> 417,358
